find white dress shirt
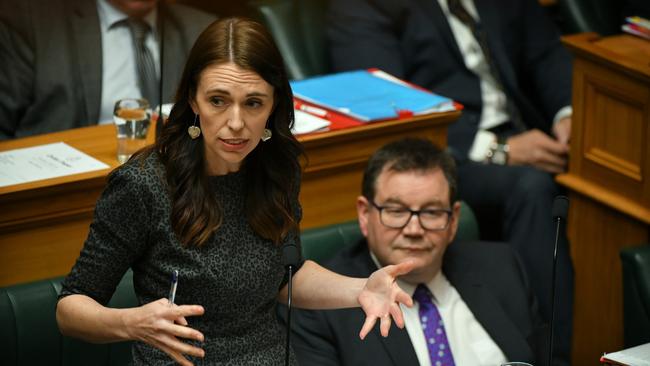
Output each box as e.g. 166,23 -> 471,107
371,253 -> 507,365
96,0 -> 160,124
436,0 -> 571,162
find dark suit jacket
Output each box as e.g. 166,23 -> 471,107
327,0 -> 572,158
0,0 -> 214,139
284,240 -> 547,365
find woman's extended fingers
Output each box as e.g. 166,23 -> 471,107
394,287 -> 413,308
156,331 -> 205,358
171,304 -> 205,320
175,315 -> 188,326
389,303 -> 405,329
163,304 -> 204,341
154,341 -> 195,366
357,260 -> 420,340
359,315 -> 377,340
384,258 -> 419,278
358,294 -> 409,339
379,314 -> 392,337
166,321 -> 204,342
127,299 -> 206,364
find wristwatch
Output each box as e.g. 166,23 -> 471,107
486,137 -> 509,165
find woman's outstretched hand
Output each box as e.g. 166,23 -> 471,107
357,259 -> 418,340
122,298 -> 205,366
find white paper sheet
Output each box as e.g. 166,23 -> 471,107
0,142 -> 110,187
292,109 -> 331,135
602,342 -> 650,366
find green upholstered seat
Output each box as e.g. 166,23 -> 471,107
0,270 -> 136,366
620,244 -> 650,347
250,0 -> 329,80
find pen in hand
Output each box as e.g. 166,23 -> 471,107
168,270 -> 178,306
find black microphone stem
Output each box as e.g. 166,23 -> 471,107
285,265 -> 293,366
282,242 -> 299,366
548,217 -> 561,366
155,1 -> 165,140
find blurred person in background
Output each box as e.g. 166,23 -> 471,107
0,0 -> 214,139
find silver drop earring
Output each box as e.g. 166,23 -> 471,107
188,114 -> 201,139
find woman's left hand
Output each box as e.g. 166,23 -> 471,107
357,259 -> 418,340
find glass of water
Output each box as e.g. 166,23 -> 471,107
113,98 -> 151,164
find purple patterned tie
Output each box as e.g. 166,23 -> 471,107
413,284 -> 456,366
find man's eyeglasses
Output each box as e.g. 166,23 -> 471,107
369,200 -> 452,231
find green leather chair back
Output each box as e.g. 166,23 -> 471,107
250,0 -> 329,80
301,201 -> 480,263
558,0 -> 623,35
0,271 -> 136,366
620,244 -> 650,347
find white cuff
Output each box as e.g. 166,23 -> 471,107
553,106 -> 572,125
468,130 -> 497,162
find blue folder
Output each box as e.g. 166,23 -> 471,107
290,70 -> 453,122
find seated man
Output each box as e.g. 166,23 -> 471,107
327,0 -> 574,360
285,138 -> 548,365
0,0 -> 214,139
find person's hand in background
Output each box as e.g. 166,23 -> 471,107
552,116 -> 572,145
507,129 -> 569,173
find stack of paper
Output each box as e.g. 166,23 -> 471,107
290,69 -> 455,122
292,109 -> 330,135
0,142 -> 109,187
622,16 -> 650,40
601,342 -> 650,365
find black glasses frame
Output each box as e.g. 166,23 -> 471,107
368,200 -> 452,231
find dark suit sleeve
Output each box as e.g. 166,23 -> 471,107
510,245 -> 550,365
0,6 -> 34,139
494,242 -> 549,365
278,306 -> 342,366
327,0 -> 407,78
517,0 -> 572,121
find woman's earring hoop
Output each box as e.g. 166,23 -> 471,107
188,114 -> 201,139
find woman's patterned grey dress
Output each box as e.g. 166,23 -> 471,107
60,152 -> 300,365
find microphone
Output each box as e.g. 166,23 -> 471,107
548,196 -> 568,366
282,242 -> 300,366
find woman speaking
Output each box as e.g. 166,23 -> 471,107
56,17 -> 416,365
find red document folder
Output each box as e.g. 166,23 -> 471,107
293,98 -> 362,132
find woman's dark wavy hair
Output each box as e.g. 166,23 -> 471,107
138,17 -> 303,247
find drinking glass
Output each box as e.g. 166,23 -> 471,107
113,98 -> 151,164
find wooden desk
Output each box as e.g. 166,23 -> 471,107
0,111 -> 458,286
559,33 -> 650,365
